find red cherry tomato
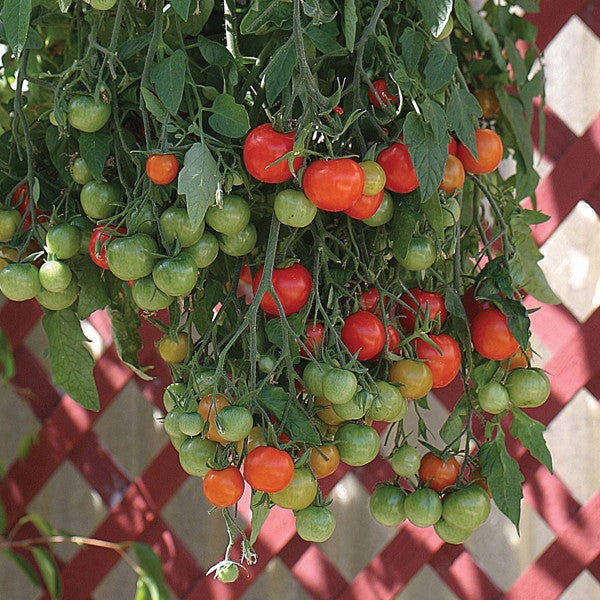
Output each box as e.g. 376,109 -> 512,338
471,307 -> 519,360
303,158 -> 365,212
341,310 -> 386,361
243,123 -> 303,183
359,287 -> 380,312
386,325 -> 402,355
12,183 -> 48,228
461,286 -> 493,323
376,143 -> 419,194
398,289 -> 448,332
252,263 -> 313,316
344,188 -> 385,220
457,129 -> 503,174
299,322 -> 325,357
244,446 -> 295,493
418,452 -> 460,492
203,465 -> 245,507
368,79 -> 398,109
439,155 -> 465,195
415,334 -> 461,388
448,137 -> 458,156
145,153 -> 179,185
89,225 -> 125,270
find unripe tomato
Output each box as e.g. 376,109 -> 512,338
388,359 -> 433,399
197,393 -> 230,443
475,88 -> 500,119
369,486 -> 406,526
0,263 -> 41,301
309,444 -> 340,479
457,129 -> 503,174
35,278 -> 79,311
274,189 -> 317,228
295,506 -> 336,542
67,95 -> 111,133
363,191 -> 394,226
376,142 -> 418,194
404,488 -> 442,528
158,332 -> 189,363
505,368 -> 551,408
360,160 -> 386,195
146,153 -> 179,185
269,467 -> 318,510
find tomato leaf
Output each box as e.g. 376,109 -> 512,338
140,87 -> 168,122
422,192 -> 444,239
424,44 -> 457,93
504,36 -> 528,87
1,550 -> 40,587
400,28 -> 425,74
305,23 -> 343,54
133,543 -> 170,600
78,132 -> 111,182
390,192 -> 420,261
70,256 -> 111,319
496,88 -> 533,169
31,547 -> 61,600
403,111 -> 448,202
265,315 -> 302,359
342,0 -> 357,52
249,490 -> 271,545
197,35 -> 234,67
118,33 -> 152,61
453,0 -> 472,34
471,360 -> 500,389
178,142 -> 220,230
417,0 -> 453,37
479,428 -> 524,531
150,49 -> 187,116
510,0 -> 540,13
256,386 -> 321,444
170,0 -> 192,20
43,309 -> 100,411
444,288 -> 472,362
0,328 -> 15,382
446,88 -> 481,157
469,6 -> 507,70
3,0 -> 32,58
239,0 -> 292,35
510,407 -> 553,472
264,42 -> 297,106
208,93 -> 250,138
440,394 -> 467,450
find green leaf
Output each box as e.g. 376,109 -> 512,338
445,288 -> 472,359
250,490 -> 271,545
418,0 -> 453,37
504,36 -> 527,87
78,132 -> 111,182
469,6 -> 506,70
150,50 -> 187,116
70,256 -> 111,319
479,428 -> 524,530
1,550 -> 39,587
141,87 -> 168,122
471,360 -> 500,389
305,23 -> 343,54
496,88 -> 533,169
510,0 -> 539,13
265,314 -> 302,358
3,0 -> 32,58
400,28 -> 425,74
171,0 -> 192,20
134,579 -> 153,600
446,88 -> 481,157
422,192 -> 444,239
58,0 -> 72,12
403,111 -> 448,202
510,407 -> 553,472
264,42 -> 297,106
390,193 -> 420,261
440,395 -> 467,449
256,386 -> 321,444
133,543 -> 169,600
453,0 -> 472,34
118,33 -> 152,61
422,98 -> 447,143
424,44 -> 457,93
0,328 -> 15,382
197,35 -> 234,66
177,142 -> 220,230
343,0 -> 357,52
43,310 -> 100,411
208,93 -> 250,138
240,0 -> 292,35
31,547 -> 61,600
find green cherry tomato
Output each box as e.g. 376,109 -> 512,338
216,405 -> 254,442
334,423 -> 380,466
269,467 -> 318,510
205,195 -> 251,236
478,381 -> 510,414
218,223 -> 257,257
303,361 -> 330,397
295,506 -> 336,542
370,486 -> 406,526
442,485 -> 491,531
152,253 -> 198,296
39,260 -> 72,292
0,263 -> 41,301
442,197 -> 461,228
80,181 -> 120,220
322,368 -> 357,405
46,223 -> 82,260
179,436 -> 219,477
70,157 -> 95,185
67,95 -> 111,133
274,189 -> 317,228
163,382 -> 187,412
126,203 -> 157,235
0,209 -> 21,242
362,191 -> 394,226
404,488 -> 442,528
434,517 -> 472,544
391,445 -> 421,478
131,276 -> 174,311
106,233 -> 158,281
160,206 -> 205,247
505,368 -> 551,408
177,412 -> 204,437
366,380 -> 407,422
397,235 -> 436,271
184,231 -> 220,268
70,215 -> 94,254
35,278 -> 79,311
333,389 -> 373,420
360,161 -> 387,196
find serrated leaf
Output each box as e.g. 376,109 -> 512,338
78,132 -> 111,182
424,44 -> 457,93
3,0 -> 32,58
150,50 -> 187,115
208,93 -> 250,138
118,34 -> 152,61
70,256 -> 111,319
471,360 -> 500,388
133,543 -> 169,600
343,0 -> 357,51
305,22 -> 343,54
0,328 -> 15,382
240,0 -> 292,35
446,88 -> 481,157
390,194 -> 420,261
403,112 -> 448,201
423,192 -> 444,238
400,28 -> 425,74
479,429 -> 524,530
250,491 -> 271,545
264,42 -> 297,106
422,98 -> 447,143
440,395 -> 467,448
1,550 -> 39,586
510,407 -> 553,472
197,35 -> 234,66
418,0 -> 453,37
453,0 -> 472,33
43,310 -> 100,411
141,87 -> 168,122
469,6 -> 506,70
171,0 -> 192,20
177,142 -> 220,229
31,547 -> 61,600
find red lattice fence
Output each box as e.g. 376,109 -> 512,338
3,2 -> 600,598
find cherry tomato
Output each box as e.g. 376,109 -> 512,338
299,322 -> 325,357
252,263 -> 312,316
471,307 -> 519,360
344,188 -> 385,220
341,310 -> 386,361
46,223 -> 82,260
434,517 -> 472,544
295,506 -> 336,542
404,488 -> 442,528
360,160 -> 387,195
160,206 -> 205,247
334,422 -> 380,466
80,181 -> 120,220
391,445 -> 421,478
370,486 -> 406,526
36,278 -> 79,311
197,393 -> 230,443
309,445 -> 340,479
184,231 -> 220,269
106,233 -> 158,281
448,136 -> 458,156
218,223 -> 257,257
216,405 -> 254,442
12,183 -> 46,228
0,263 -> 41,301
398,288 -> 448,332
505,367 -> 550,408
206,195 -> 251,236
274,189 -> 317,228
439,155 -> 466,194
388,359 -> 433,399
146,153 -> 179,185
131,277 -> 174,311
67,95 -> 111,133
303,158 -> 365,212
152,253 -> 198,297
203,465 -> 245,507
368,79 -> 398,109
322,368 -> 358,405
366,380 -> 407,422
0,209 -> 20,242
461,286 -> 493,323
158,332 -> 189,363
363,191 -> 394,226
397,235 -> 436,271
442,484 -> 491,530
359,287 -> 380,312
457,129 -> 503,174
477,381 -> 510,414
418,452 -> 459,492
269,467 -> 318,510
243,123 -> 302,183
314,395 -> 346,426
39,260 -> 72,293
415,334 -> 461,388
475,88 -> 500,119
70,157 -> 94,185
89,225 -> 125,270
376,143 -> 419,194
179,436 -> 218,477
243,446 -> 295,493
384,325 -> 402,355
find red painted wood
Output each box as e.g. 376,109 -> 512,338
529,0 -> 589,50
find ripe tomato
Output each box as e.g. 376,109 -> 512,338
309,445 -> 340,479
457,129 -> 503,174
243,446 -> 295,493
388,359 -> 433,399
12,183 -> 47,228
89,226 -> 125,270
303,158 -> 365,212
295,506 -> 336,542
269,467 -> 318,510
106,233 -> 158,281
158,332 -> 189,363
368,79 -> 398,109
197,393 -> 230,443
385,325 -> 402,355
203,465 -> 245,507
448,136 -> 457,156
67,95 -> 111,133
370,486 -> 406,526
341,310 -> 385,361
442,485 -> 491,530
505,367 -> 551,408
398,288 -> 448,332
243,123 -> 302,183
475,88 -> 500,119
376,142 -> 418,194
0,263 -> 41,301
506,346 -> 532,370
471,307 -> 519,360
359,287 -> 380,312
415,334 -> 461,388
146,153 -> 179,185
439,155 -> 465,194
404,488 -> 442,528
252,263 -> 312,316
461,286 -> 493,323
334,423 -> 380,466
299,322 -> 325,357
179,436 -> 218,477
344,188 -> 385,220
206,195 -> 251,236
418,452 -> 459,492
